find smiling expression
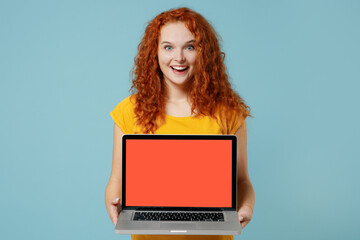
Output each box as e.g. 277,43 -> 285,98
158,22 -> 196,88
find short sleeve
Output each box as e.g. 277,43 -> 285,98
228,109 -> 249,134
110,96 -> 136,134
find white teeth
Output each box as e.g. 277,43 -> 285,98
172,66 -> 188,70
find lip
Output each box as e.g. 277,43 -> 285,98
170,66 -> 189,75
171,65 -> 188,68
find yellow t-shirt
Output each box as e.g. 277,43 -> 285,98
110,95 -> 246,240
110,95 -> 245,135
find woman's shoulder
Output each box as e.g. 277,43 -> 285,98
214,103 -> 249,134
116,94 -> 136,110
110,95 -> 137,133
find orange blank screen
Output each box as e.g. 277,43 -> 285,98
126,139 -> 232,207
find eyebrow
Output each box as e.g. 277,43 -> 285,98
160,40 -> 195,45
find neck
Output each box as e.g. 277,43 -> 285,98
165,80 -> 190,103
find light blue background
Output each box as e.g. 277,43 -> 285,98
1,0 -> 359,239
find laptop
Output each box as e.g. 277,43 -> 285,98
115,134 -> 242,235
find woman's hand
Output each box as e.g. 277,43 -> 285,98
109,197 -> 122,225
237,206 -> 253,229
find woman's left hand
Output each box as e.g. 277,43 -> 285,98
237,206 -> 253,229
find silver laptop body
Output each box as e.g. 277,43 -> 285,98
115,134 -> 242,235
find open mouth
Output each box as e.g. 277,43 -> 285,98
170,66 -> 189,73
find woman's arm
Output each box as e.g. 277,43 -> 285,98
105,123 -> 124,225
235,120 -> 255,229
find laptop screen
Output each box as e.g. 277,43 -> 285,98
123,137 -> 234,208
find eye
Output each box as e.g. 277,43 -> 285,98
164,45 -> 172,50
186,45 -> 195,51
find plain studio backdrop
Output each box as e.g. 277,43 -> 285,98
1,0 -> 359,239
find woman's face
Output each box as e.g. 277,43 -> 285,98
158,22 -> 196,87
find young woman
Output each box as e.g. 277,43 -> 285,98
105,7 -> 255,240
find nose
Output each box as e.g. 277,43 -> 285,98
174,49 -> 185,62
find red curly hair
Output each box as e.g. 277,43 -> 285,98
130,7 -> 250,134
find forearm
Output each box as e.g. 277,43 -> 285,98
237,180 -> 255,212
105,178 -> 122,211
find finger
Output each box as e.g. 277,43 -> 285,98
239,214 -> 250,221
238,212 -> 249,221
238,211 -> 251,221
112,197 -> 120,205
110,207 -> 119,225
241,220 -> 249,229
112,215 -> 118,225
111,204 -> 120,216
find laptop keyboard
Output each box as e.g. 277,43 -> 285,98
133,211 -> 224,222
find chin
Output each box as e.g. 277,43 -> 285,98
171,76 -> 192,85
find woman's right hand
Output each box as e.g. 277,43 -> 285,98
109,197 -> 122,225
